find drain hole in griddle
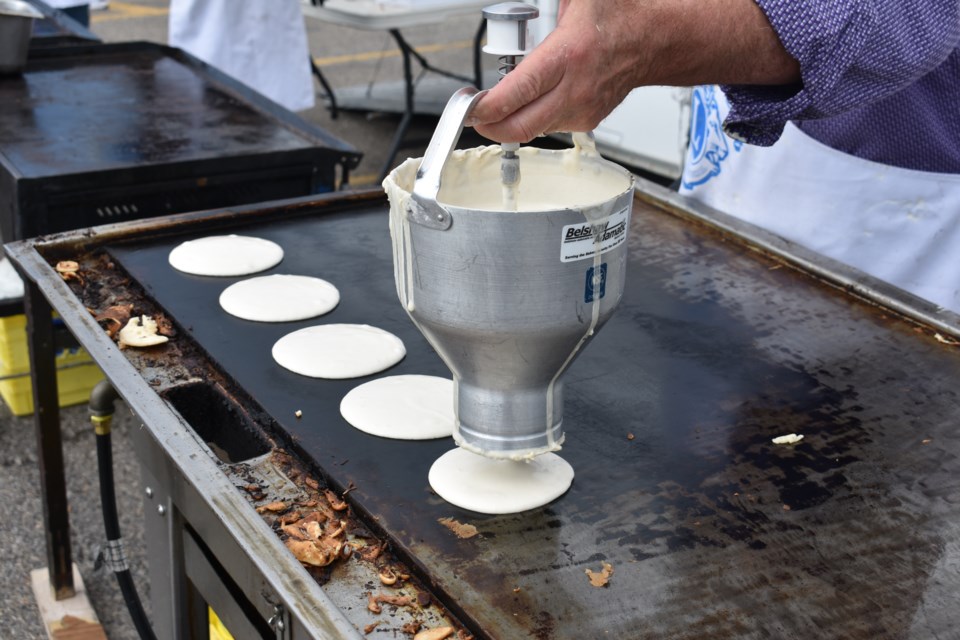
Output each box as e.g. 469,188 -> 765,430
162,382 -> 271,463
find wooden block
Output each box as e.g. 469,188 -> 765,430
30,564 -> 107,640
51,615 -> 108,640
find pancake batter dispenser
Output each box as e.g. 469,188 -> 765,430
385,3 -> 635,460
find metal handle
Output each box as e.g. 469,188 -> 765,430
408,86 -> 487,230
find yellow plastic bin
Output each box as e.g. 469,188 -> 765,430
0,314 -> 104,416
209,608 -> 234,640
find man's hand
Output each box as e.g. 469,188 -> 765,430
469,0 -> 800,143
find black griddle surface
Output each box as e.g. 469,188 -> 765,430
1,43 -> 351,178
109,196 -> 960,639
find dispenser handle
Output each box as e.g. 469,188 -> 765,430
408,86 -> 487,230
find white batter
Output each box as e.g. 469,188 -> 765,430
428,448 -> 574,514
168,234 -> 283,277
340,375 -> 454,440
219,274 -> 340,322
385,144 -> 631,214
272,324 -> 405,379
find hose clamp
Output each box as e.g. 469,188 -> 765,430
104,538 -> 129,573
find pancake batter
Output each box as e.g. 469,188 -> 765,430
219,274 -> 339,322
169,235 -> 283,277
272,324 -> 405,379
340,375 -> 454,440
428,448 -> 574,514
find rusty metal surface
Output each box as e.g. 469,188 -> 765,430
54,188 -> 959,640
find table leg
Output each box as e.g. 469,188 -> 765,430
310,55 -> 340,119
395,30 -> 473,84
24,280 -> 74,600
378,26 -> 484,180
378,29 -> 418,181
473,19 -> 487,89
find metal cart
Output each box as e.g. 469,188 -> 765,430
8,180 -> 960,638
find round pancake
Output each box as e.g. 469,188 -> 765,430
428,448 -> 574,514
169,234 -> 283,276
272,324 -> 405,379
340,375 -> 454,440
220,274 -> 339,322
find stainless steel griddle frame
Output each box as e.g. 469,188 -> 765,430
8,180 -> 960,639
8,194 -> 379,639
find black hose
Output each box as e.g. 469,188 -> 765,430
91,381 -> 158,640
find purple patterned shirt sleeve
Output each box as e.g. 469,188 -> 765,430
720,1 -> 960,147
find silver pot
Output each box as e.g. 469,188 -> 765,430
385,88 -> 634,460
0,0 -> 43,75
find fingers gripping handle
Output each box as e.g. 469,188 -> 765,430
408,87 -> 487,230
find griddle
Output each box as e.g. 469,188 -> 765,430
78,186 -> 959,639
0,41 -> 360,241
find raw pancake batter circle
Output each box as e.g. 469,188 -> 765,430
340,375 -> 454,440
272,324 -> 405,379
428,448 -> 574,514
219,274 -> 340,322
168,234 -> 283,276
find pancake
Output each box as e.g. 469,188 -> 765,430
220,274 -> 339,322
272,324 -> 405,379
169,234 -> 283,276
428,448 -> 574,514
340,375 -> 454,440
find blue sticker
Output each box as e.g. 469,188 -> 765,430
585,263 -> 607,303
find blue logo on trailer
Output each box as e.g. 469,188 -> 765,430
585,264 -> 607,303
681,85 -> 743,190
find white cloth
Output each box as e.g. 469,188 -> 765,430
680,85 -> 960,313
169,0 -> 315,112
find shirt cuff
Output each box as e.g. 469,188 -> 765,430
719,0 -> 873,146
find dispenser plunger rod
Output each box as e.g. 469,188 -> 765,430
482,3 -> 539,201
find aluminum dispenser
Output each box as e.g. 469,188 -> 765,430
384,4 -> 635,460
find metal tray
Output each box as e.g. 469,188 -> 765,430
9,182 -> 960,639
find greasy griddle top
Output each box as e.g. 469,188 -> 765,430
109,196 -> 960,639
1,42 -> 352,179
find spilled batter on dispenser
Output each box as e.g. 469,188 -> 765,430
428,448 -> 574,514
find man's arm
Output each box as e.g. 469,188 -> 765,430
723,0 -> 960,144
470,0 -> 800,143
471,0 -> 960,146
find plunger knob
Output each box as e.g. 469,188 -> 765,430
482,2 -> 539,72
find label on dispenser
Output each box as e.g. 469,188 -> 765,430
584,263 -> 607,302
559,206 -> 629,263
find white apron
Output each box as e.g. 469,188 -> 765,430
680,85 -> 960,314
169,0 -> 315,112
